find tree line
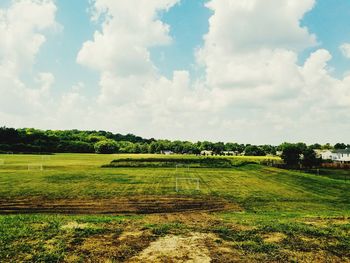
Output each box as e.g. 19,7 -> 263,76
0,127 -> 348,159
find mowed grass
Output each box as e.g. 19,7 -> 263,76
0,153 -> 348,213
0,154 -> 350,262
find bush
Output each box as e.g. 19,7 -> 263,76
94,140 -> 119,154
103,157 -> 233,168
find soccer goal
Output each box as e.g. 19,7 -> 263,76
175,164 -> 190,172
28,163 -> 44,171
175,177 -> 200,192
41,155 -> 51,161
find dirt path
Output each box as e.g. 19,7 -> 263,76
129,233 -> 213,263
0,196 -> 241,214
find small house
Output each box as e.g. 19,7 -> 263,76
320,149 -> 350,163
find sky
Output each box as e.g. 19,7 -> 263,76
1,0 -> 350,144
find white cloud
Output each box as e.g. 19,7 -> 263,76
202,0 -> 317,54
197,0 -> 317,98
190,0 -> 350,143
77,0 -> 178,76
0,0 -> 58,72
340,43 -> 350,58
0,0 -> 58,119
1,0 -> 350,144
73,0 -> 350,143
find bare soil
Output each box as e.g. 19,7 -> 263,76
0,196 -> 241,214
129,233 -> 213,263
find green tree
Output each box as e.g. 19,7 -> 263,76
308,143 -> 322,150
281,143 -> 302,167
244,145 -> 265,156
94,140 -> 118,154
334,143 -> 347,149
301,148 -> 319,168
321,143 -> 333,150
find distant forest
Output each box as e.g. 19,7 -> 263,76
0,127 -> 348,155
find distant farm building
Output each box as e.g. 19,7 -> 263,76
222,151 -> 238,156
201,150 -> 213,156
161,150 -> 174,155
318,149 -> 350,163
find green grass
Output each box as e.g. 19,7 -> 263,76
0,153 -> 349,211
306,168 -> 350,181
0,153 -> 349,262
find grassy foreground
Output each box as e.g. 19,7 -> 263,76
0,154 -> 349,262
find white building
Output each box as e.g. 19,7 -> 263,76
222,151 -> 238,156
201,150 -> 213,156
161,150 -> 174,155
319,149 -> 350,163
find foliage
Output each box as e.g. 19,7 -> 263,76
244,145 -> 266,156
334,143 -> 347,149
301,148 -> 320,168
105,157 -> 233,168
94,140 -> 119,154
0,127 -> 348,157
280,143 -> 303,167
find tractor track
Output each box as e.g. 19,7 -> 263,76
0,196 -> 241,215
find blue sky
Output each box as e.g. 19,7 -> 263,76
23,0 -> 350,93
1,0 -> 350,143
36,0 -> 212,94
301,0 -> 350,77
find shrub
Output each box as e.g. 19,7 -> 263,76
94,140 -> 119,154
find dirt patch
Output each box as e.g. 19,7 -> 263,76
0,196 -> 241,215
262,232 -> 286,243
284,250 -> 348,263
61,221 -> 90,230
302,217 -> 350,227
118,230 -> 144,241
146,211 -> 219,227
129,233 -> 214,263
70,231 -> 156,262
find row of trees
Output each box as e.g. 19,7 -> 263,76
280,143 -> 322,168
0,127 -> 348,156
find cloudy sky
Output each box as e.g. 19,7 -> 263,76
1,0 -> 350,144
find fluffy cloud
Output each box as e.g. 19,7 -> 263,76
340,43 -> 350,58
189,0 -> 350,143
0,0 -> 58,72
2,0 -> 350,143
202,0 -> 317,53
74,0 -> 350,143
77,0 -> 178,76
197,0 -> 317,99
0,0 -> 58,120
77,0 -> 182,108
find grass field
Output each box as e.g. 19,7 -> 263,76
0,154 -> 349,262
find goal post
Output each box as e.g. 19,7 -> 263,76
28,163 -> 44,171
41,155 -> 51,161
175,177 -> 200,192
175,164 -> 190,172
